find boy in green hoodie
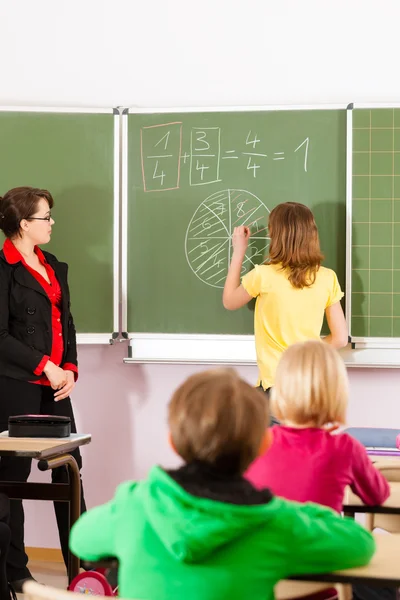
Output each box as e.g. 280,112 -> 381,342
70,368 -> 375,600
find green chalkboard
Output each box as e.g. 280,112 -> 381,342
0,109 -> 117,337
350,107 -> 400,339
126,108 -> 346,334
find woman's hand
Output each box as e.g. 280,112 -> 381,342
43,361 -> 67,391
232,226 -> 250,256
54,370 -> 76,402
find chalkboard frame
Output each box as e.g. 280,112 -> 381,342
0,106 -> 120,344
347,103 -> 400,351
122,103 -> 348,363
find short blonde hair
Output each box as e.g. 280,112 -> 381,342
271,340 -> 348,427
168,368 -> 269,474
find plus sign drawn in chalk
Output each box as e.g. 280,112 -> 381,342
185,189 -> 270,288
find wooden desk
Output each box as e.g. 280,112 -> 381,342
0,433 -> 91,584
0,433 -> 91,458
86,536 -> 400,590
291,534 -> 400,587
344,481 -> 400,516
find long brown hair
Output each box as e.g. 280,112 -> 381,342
267,202 -> 323,289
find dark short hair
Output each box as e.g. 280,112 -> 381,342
0,186 -> 54,238
168,368 -> 269,474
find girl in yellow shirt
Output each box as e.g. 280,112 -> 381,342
223,202 -> 348,417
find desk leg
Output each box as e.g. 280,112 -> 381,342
39,454 -> 81,585
67,456 -> 81,584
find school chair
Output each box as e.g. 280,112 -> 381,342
275,580 -> 351,600
23,579 -> 123,599
367,460 -> 400,533
26,579 -> 351,600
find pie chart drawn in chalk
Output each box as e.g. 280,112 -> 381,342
185,189 -> 270,289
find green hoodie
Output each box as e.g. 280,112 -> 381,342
70,466 -> 375,600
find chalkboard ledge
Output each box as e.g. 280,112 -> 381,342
124,334 -> 400,368
340,346 -> 400,368
126,334 -> 256,365
77,334 -> 116,345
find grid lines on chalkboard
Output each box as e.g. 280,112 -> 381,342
351,108 -> 400,337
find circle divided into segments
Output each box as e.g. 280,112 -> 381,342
185,189 -> 270,289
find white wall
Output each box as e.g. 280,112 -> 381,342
1,0 -> 400,549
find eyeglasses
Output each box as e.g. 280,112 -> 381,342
25,215 -> 52,222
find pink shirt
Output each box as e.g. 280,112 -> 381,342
245,426 -> 390,513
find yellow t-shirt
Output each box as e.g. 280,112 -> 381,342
241,263 -> 344,390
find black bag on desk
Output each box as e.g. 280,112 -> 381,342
8,415 -> 71,438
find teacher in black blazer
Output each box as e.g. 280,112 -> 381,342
0,186 -> 86,591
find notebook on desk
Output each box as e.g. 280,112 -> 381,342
345,427 -> 400,450
367,449 -> 400,457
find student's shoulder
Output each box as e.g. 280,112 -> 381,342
333,431 -> 362,448
336,432 -> 369,456
314,266 -> 341,292
262,495 -> 337,536
243,263 -> 273,282
317,265 -> 339,281
112,480 -> 141,507
252,262 -> 283,278
250,263 -> 272,273
326,431 -> 367,464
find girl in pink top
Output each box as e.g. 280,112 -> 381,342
245,340 -> 389,513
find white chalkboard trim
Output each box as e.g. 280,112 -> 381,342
126,104 -> 347,115
0,106 -> 115,114
126,334 -> 256,365
124,336 -> 400,368
346,106 -> 353,332
340,345 -> 400,367
350,338 -> 400,349
121,114 -> 129,334
120,104 -> 348,336
352,103 -> 400,109
113,113 -> 120,335
347,103 -> 400,348
0,106 -> 121,342
77,334 -> 115,345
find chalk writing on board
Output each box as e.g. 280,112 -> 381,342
140,122 -> 310,190
140,122 -> 183,192
294,137 -> 309,172
185,189 -> 270,288
218,134 -> 309,176
189,127 -> 222,186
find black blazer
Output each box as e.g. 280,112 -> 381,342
0,249 -> 77,381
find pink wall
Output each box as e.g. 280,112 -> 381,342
24,342 -> 400,548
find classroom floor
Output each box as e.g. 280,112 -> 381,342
17,561 -> 67,599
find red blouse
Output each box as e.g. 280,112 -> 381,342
3,239 -> 78,385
